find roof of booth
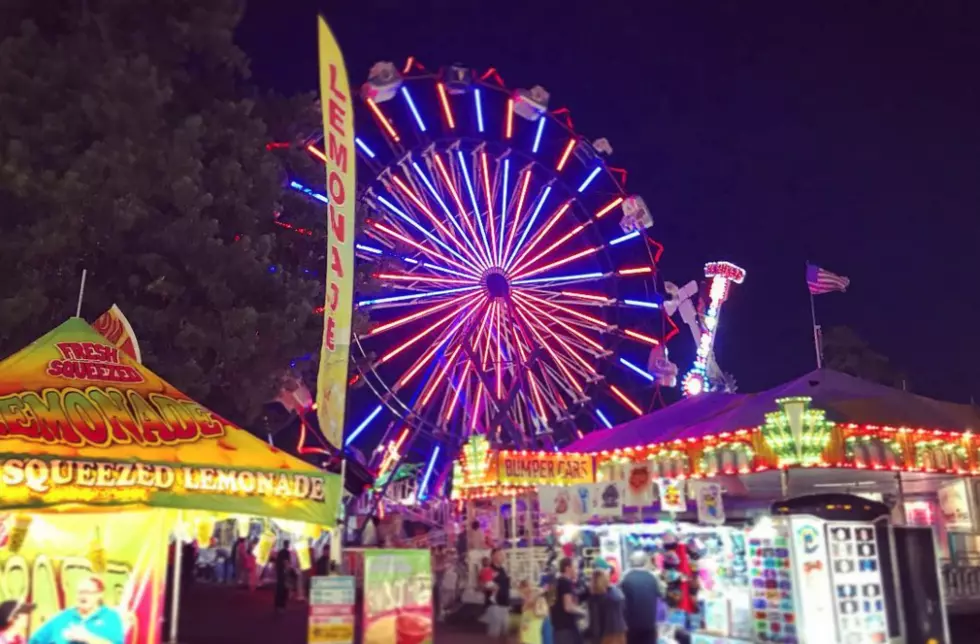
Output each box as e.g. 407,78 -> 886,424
567,369 -> 980,453
0,318 -> 339,524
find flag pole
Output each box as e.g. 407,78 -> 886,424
809,292 -> 822,369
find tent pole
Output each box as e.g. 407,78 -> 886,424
75,269 -> 87,318
169,511 -> 183,644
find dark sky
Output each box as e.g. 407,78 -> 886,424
238,0 -> 980,404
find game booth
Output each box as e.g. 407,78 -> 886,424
451,371 -> 967,642
0,318 -> 340,644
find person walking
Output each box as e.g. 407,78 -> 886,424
273,541 -> 292,614
486,548 -> 512,641
586,570 -> 626,644
618,551 -> 663,644
550,558 -> 586,644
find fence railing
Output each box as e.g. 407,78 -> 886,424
942,559 -> 980,610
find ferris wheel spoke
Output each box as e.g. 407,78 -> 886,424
391,172 -> 486,270
512,292 -> 606,356
357,284 -> 482,310
512,246 -> 601,282
364,295 -> 476,338
376,272 -> 473,287
511,271 -> 605,288
514,301 -> 599,383
454,150 -> 495,265
430,151 -> 494,268
418,344 -> 464,410
410,160 -> 489,269
512,303 -> 586,395
479,151 -> 499,263
369,220 -> 481,278
510,197 -> 624,277
512,291 -> 612,341
501,167 -> 533,262
373,194 -> 483,275
507,200 -> 571,271
394,305 -> 481,393
375,296 -> 481,364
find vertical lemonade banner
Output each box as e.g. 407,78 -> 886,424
316,14 -> 355,560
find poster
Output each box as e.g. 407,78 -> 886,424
538,486 -> 587,522
623,462 -> 655,507
591,482 -> 624,517
659,479 -> 687,513
309,576 -> 355,644
692,481 -> 725,525
363,550 -> 433,644
0,509 -> 171,644
315,15 -> 356,450
937,479 -> 974,532
789,516 -> 833,637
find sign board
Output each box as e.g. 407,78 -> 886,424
309,576 -> 355,644
938,479 -> 974,532
363,550 -> 433,644
496,451 -> 593,486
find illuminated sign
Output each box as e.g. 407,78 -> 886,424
497,452 -> 594,485
0,386 -> 228,448
0,457 -> 327,505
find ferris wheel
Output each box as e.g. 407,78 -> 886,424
300,59 -> 676,486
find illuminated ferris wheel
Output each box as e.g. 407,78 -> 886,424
312,60 -> 675,467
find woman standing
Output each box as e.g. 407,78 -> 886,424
273,541 -> 292,614
587,570 -> 626,644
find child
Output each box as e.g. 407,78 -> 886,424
479,556 -> 495,605
518,581 -> 548,644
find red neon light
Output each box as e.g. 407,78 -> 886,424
514,306 -> 584,394
366,297 -> 466,337
266,142 -> 291,150
366,98 -> 400,142
379,300 -> 477,364
437,83 -> 456,129
505,98 -> 515,139
515,294 -> 603,352
560,291 -> 610,303
502,169 -> 532,260
480,151 -> 497,257
509,201 -> 572,269
495,302 -> 504,397
402,56 -> 415,74
595,197 -> 624,219
372,221 -> 478,276
376,272 -> 470,285
518,223 -> 587,275
515,246 -> 599,281
419,345 -> 463,408
296,418 -> 331,456
274,220 -> 314,237
514,299 -> 596,374
610,385 -> 644,415
556,138 -> 577,171
623,328 -> 660,346
306,144 -> 327,162
618,266 -> 653,276
520,291 -> 608,327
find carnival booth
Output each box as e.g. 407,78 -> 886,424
0,318 -> 341,644
563,368 -> 972,643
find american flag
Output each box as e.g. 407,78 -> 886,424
806,264 -> 850,295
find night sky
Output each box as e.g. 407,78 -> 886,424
238,1 -> 980,405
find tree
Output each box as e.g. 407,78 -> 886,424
0,0 -> 328,424
821,326 -> 907,389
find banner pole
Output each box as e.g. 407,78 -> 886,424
332,457 -> 347,570
75,269 -> 87,318
168,511 -> 183,644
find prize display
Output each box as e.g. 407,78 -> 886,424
826,523 -> 888,643
748,531 -> 797,643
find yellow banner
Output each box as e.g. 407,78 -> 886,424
315,16 -> 356,450
497,451 -> 594,486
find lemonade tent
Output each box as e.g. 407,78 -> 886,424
0,317 -> 340,524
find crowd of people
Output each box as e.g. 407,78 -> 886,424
481,549 -> 667,644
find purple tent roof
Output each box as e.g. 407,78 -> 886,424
567,369 -> 980,453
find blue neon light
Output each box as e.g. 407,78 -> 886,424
506,185 -> 552,266
498,158 -> 510,260
619,357 -> 655,382
609,231 -> 640,246
532,117 -> 546,154
623,299 -> 660,310
512,271 -> 603,286
401,87 -> 427,132
418,445 -> 441,499
289,180 -> 328,204
474,89 -> 485,133
345,404 -> 383,445
577,166 -> 603,193
596,409 -> 613,429
375,194 -> 474,267
358,284 -> 480,306
456,150 -> 492,254
355,137 -> 376,159
355,243 -> 383,255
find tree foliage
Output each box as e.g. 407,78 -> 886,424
0,0 -> 328,424
822,325 -> 907,389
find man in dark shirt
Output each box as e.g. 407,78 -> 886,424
619,551 -> 663,644
486,548 -> 511,640
551,557 -> 585,644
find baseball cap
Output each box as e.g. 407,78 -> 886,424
0,600 -> 35,629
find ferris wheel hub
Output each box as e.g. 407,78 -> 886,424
482,269 -> 510,299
